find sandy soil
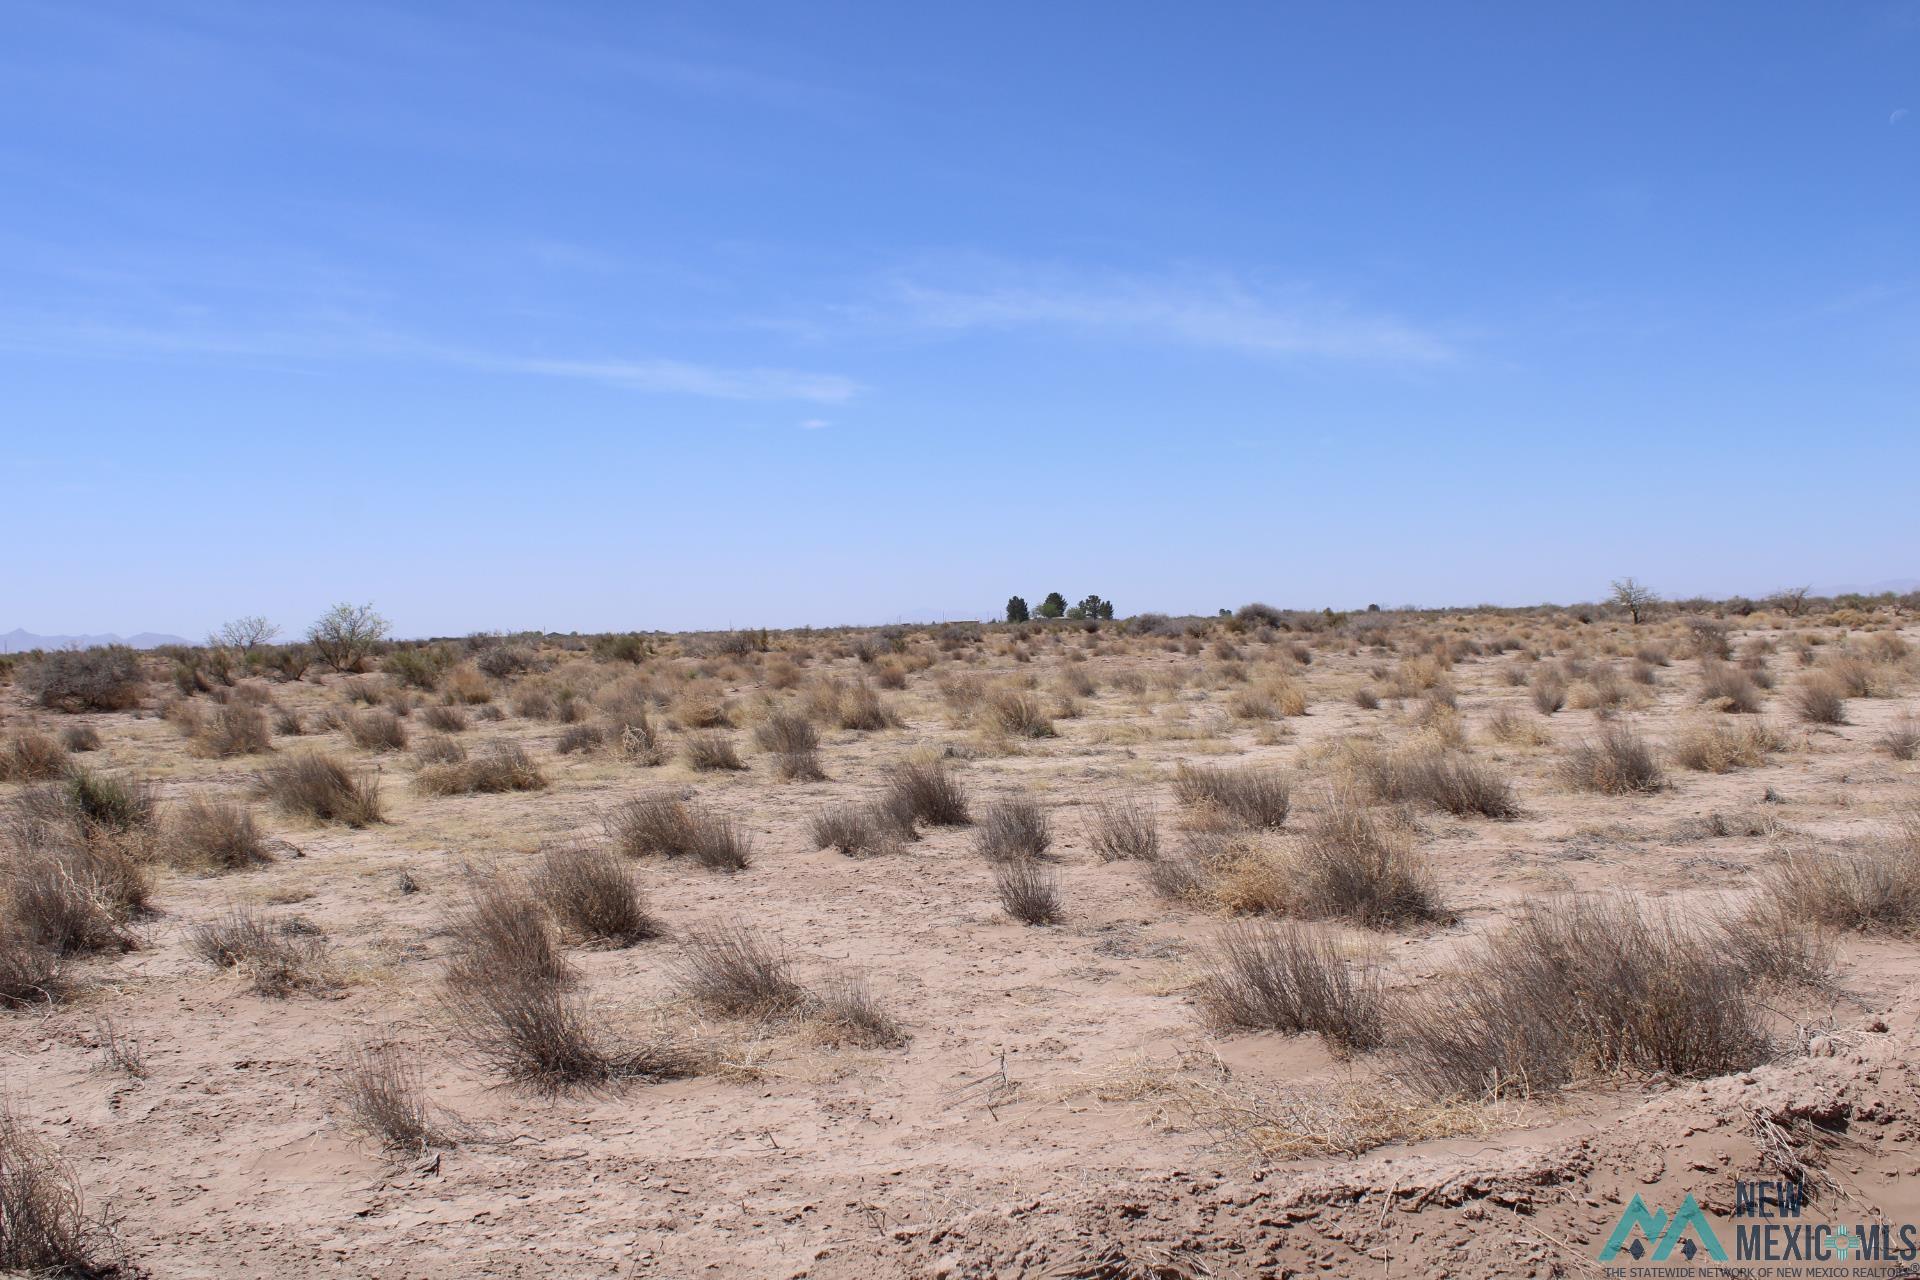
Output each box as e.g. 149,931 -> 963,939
3,610 -> 1917,1278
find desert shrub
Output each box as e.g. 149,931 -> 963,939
414,734 -> 467,766
444,877 -> 573,992
993,857 -> 1061,925
835,681 -> 899,731
58,724 -> 101,754
884,758 -> 970,826
1559,726 -> 1665,794
973,794 -> 1052,862
256,752 -> 383,825
985,688 -> 1056,738
1669,720 -> 1785,773
0,934 -> 63,1008
382,647 -> 446,692
604,793 -> 751,871
1790,675 -> 1847,726
341,676 -> 384,706
442,665 -> 494,704
475,645 -> 537,679
1529,673 -> 1566,715
1484,709 -> 1550,746
192,702 -> 273,757
1173,763 -> 1290,829
272,707 -> 306,736
1396,896 -> 1809,1099
166,797 -> 272,872
0,1100 -> 112,1274
307,603 -> 389,673
808,803 -> 906,857
1882,715 -> 1920,762
683,731 -> 745,772
1699,662 -> 1763,714
1196,921 -> 1386,1055
189,908 -> 333,995
753,712 -> 824,781
512,687 -> 556,720
19,646 -> 144,712
810,974 -> 908,1048
339,1040 -> 452,1151
415,743 -> 548,795
442,967 -> 698,1094
555,723 -> 603,754
346,708 -> 408,752
1291,794 -> 1446,927
1354,747 -> 1519,819
1761,824 -> 1920,934
421,704 -> 468,733
1087,795 -> 1159,862
1352,687 -> 1380,711
4,840 -> 149,954
533,845 -> 658,946
0,731 -> 67,782
668,922 -> 808,1017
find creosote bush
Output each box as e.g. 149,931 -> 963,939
1761,821 -> 1920,934
1790,675 -> 1847,726
1290,792 -> 1448,928
346,708 -> 408,752
683,731 -> 746,772
1,730 -> 68,782
808,802 -> 908,857
19,646 -> 145,712
1353,746 -> 1519,819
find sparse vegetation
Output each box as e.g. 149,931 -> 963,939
256,752 -> 384,825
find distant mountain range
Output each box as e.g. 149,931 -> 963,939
1,628 -> 191,654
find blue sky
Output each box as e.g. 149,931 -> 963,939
4,2 -> 1917,637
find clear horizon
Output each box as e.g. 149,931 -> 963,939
6,2 -> 1917,637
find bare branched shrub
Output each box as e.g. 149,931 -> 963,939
1790,675 -> 1847,726
885,758 -> 971,826
0,936 -> 62,1008
683,731 -> 745,772
1196,921 -> 1386,1055
256,752 -> 383,825
668,922 -> 808,1017
973,794 -> 1051,862
555,723 -> 604,754
1087,796 -> 1159,862
1291,793 -> 1447,928
604,793 -> 751,871
189,908 -> 333,996
0,731 -> 67,782
1559,726 -> 1665,794
0,1100 -> 112,1274
533,845 -> 658,946
346,708 -> 408,752
1173,763 -> 1290,829
808,803 -> 906,857
1396,895 -> 1809,1099
1670,720 -> 1786,773
444,876 -> 573,992
166,796 -> 272,871
415,742 -> 547,795
1354,747 -> 1520,819
993,857 -> 1061,925
340,1040 -> 453,1151
5,840 -> 149,955
93,1016 -> 146,1077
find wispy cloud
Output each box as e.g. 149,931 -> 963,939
503,356 -> 859,403
867,264 -> 1454,364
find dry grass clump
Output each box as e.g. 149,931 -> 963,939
1173,763 -> 1290,829
668,922 -> 809,1017
1760,822 -> 1920,934
1087,795 -> 1159,862
1882,714 -> 1920,761
884,758 -> 971,826
532,845 -> 658,946
1698,661 -> 1764,714
345,707 -> 408,752
1529,672 -> 1567,714
4,839 -> 150,956
444,876 -> 574,992
984,687 -> 1056,738
421,704 -> 468,733
683,730 -> 746,772
604,792 -> 752,871
165,796 -> 273,872
1559,726 -> 1666,794
555,723 -> 603,754
831,680 -> 900,731
753,711 -> 824,781
1790,674 -> 1847,726
1484,709 -> 1550,746
0,935 -> 63,1008
189,908 -> 334,996
59,726 -> 99,755
1396,895 -> 1816,1099
339,1040 -> 456,1152
1291,793 -> 1447,927
973,794 -> 1051,862
255,752 -> 384,825
993,857 -> 1062,924
415,742 -> 548,795
193,702 -> 274,757
0,730 -> 68,782
1669,719 -> 1786,773
808,803 -> 908,857
414,733 -> 467,766
1196,921 -> 1386,1055
1353,746 -> 1520,819
809,973 -> 909,1048
23,768 -> 157,839
0,1100 -> 114,1275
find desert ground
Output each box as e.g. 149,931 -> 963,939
3,600 -> 1919,1278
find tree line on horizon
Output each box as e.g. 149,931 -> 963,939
1004,593 -> 1114,623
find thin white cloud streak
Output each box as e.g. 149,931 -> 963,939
0,313 -> 861,404
876,269 -> 1455,364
